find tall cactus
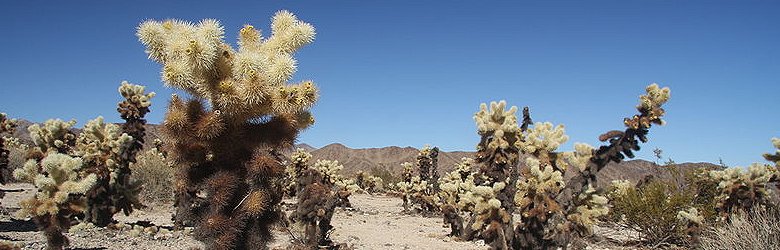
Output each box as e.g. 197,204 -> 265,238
137,10 -> 318,249
0,113 -> 17,185
80,82 -> 154,226
468,101 -> 531,248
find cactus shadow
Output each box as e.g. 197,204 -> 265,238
0,219 -> 37,232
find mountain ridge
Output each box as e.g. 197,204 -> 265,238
6,120 -> 722,185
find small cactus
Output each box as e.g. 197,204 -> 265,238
14,151 -> 97,250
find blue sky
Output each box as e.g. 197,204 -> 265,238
1,1 -> 778,167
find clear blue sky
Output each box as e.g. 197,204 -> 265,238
1,1 -> 778,167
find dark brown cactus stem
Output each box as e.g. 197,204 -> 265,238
418,146 -> 440,191
442,204 -> 463,237
84,85 -> 150,227
294,168 -> 339,248
470,107 -> 532,248
0,114 -> 16,185
556,104 -> 665,246
37,210 -> 74,250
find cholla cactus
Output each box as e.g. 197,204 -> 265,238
396,146 -> 441,214
76,116 -> 137,225
401,162 -> 414,182
677,207 -> 704,244
72,82 -> 152,226
439,158 -> 476,236
417,145 -> 440,190
453,84 -> 669,249
513,122 -> 573,249
312,160 -> 344,185
137,10 -> 318,249
763,137 -> 780,188
607,179 -> 632,197
293,168 -> 338,247
566,185 -> 609,235
311,159 -> 361,206
398,162 -> 415,211
557,83 -> 670,238
28,119 -> 78,154
708,163 -> 776,218
449,101 -> 531,249
0,113 -> 17,185
292,159 -> 353,247
14,152 -> 97,250
439,158 -> 476,205
285,148 -> 312,196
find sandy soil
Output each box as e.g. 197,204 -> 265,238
0,183 -> 635,250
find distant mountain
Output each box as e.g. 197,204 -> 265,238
6,121 -> 722,186
305,142 -> 722,186
303,143 -> 472,175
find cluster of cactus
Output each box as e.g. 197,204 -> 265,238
396,146 -> 441,214
0,113 -> 17,186
137,10 -> 318,249
11,82 -> 153,249
355,170 -> 385,193
704,138 -> 780,220
438,84 -> 669,249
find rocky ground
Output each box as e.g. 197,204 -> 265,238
0,183 -> 636,250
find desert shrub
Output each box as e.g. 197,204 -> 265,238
607,180 -> 698,246
699,207 -> 780,250
369,166 -> 399,187
130,148 -> 173,205
137,10 -> 319,249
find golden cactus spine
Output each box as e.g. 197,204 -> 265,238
137,10 -> 318,249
